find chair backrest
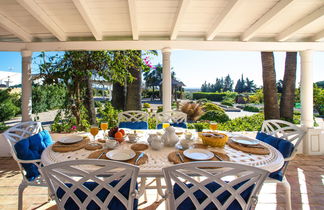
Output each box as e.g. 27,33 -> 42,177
42,160 -> 139,210
3,121 -> 43,160
163,161 -> 269,210
156,111 -> 187,124
261,119 -> 306,151
118,111 -> 149,123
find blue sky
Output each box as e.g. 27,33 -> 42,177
0,51 -> 323,88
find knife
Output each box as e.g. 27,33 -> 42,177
97,151 -> 106,159
176,152 -> 184,163
214,153 -> 223,161
135,152 -> 145,165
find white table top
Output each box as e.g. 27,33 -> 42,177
41,130 -> 284,176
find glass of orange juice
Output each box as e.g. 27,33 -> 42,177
90,125 -> 99,144
100,122 -> 108,137
209,122 -> 218,131
162,123 -> 170,129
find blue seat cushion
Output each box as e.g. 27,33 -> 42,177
14,130 -> 53,181
57,180 -> 138,210
256,132 -> 295,181
156,122 -> 187,129
119,121 -> 148,129
173,181 -> 254,210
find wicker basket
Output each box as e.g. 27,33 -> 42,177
200,132 -> 228,147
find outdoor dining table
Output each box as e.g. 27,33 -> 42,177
41,129 -> 285,176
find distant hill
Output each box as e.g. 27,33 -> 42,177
184,88 -> 200,93
316,81 -> 324,88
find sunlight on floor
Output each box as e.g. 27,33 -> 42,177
297,168 -> 310,210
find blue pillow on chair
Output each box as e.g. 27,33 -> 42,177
256,132 -> 294,181
119,121 -> 148,129
173,181 -> 254,210
156,122 -> 187,129
57,180 -> 138,210
14,130 -> 53,181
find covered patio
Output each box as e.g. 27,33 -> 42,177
0,0 -> 324,209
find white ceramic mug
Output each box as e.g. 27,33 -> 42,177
180,139 -> 191,149
128,133 -> 138,142
184,132 -> 192,140
105,140 -> 118,149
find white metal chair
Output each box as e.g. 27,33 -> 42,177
41,159 -> 139,210
118,110 -> 149,129
163,161 -> 269,210
260,119 -> 306,210
156,111 -> 187,129
3,121 -> 47,210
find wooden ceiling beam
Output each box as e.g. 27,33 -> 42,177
241,0 -> 294,41
17,0 -> 67,41
127,0 -> 139,40
170,0 -> 191,40
313,29 -> 324,41
277,6 -> 324,41
0,12 -> 32,42
206,0 -> 241,41
72,0 -> 102,40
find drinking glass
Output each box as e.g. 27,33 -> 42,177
162,123 -> 170,129
90,125 -> 99,144
209,122 -> 218,131
100,122 -> 108,137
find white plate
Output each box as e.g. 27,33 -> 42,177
58,135 -> 83,144
231,138 -> 259,146
183,149 -> 214,161
106,149 -> 136,161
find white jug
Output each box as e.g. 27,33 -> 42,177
147,134 -> 164,150
162,126 -> 179,147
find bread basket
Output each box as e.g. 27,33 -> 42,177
200,132 -> 228,147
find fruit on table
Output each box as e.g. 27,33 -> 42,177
108,127 -> 119,137
114,131 -> 123,139
119,129 -> 125,136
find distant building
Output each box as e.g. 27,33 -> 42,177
0,71 -> 22,87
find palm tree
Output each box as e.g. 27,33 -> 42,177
280,52 -> 297,121
261,52 -> 280,119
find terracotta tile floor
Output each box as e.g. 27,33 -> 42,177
0,154 -> 323,210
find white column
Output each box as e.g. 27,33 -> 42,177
162,47 -> 172,112
300,50 -> 313,128
21,50 -> 33,122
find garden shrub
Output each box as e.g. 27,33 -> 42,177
192,92 -> 227,101
143,103 -> 151,108
243,105 -> 260,112
217,113 -> 264,131
187,122 -> 209,130
0,122 -> 8,133
32,84 -> 66,114
142,89 -> 160,99
97,102 -> 121,128
200,110 -> 230,123
94,101 -> 103,108
221,100 -> 233,107
157,106 -> 163,113
0,89 -> 20,122
202,102 -> 224,112
148,115 -> 156,129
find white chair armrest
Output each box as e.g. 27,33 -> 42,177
16,158 -> 42,164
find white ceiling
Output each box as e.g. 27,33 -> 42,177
1,0 -> 324,51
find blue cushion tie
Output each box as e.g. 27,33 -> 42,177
156,122 -> 187,129
119,121 -> 148,130
56,180 -> 138,210
256,132 -> 294,181
14,130 -> 53,181
173,181 -> 254,210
